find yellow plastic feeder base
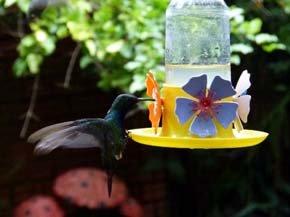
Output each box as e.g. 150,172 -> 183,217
130,81 -> 268,149
128,128 -> 268,149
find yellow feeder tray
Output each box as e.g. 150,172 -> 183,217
129,128 -> 268,149
138,73 -> 268,149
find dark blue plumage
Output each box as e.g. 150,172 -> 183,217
28,94 -> 153,196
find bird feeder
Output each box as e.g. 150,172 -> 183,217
129,0 -> 268,149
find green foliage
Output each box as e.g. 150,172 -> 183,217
230,6 -> 286,65
0,0 -> 166,92
1,0 -> 288,92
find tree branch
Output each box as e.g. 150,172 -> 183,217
63,43 -> 82,88
17,12 -> 25,38
20,75 -> 40,138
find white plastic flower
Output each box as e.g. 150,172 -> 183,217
235,70 -> 251,123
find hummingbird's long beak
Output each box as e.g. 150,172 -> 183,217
137,98 -> 155,102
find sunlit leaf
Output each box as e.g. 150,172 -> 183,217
262,43 -> 286,52
35,30 -> 48,42
21,35 -> 35,47
106,40 -> 125,53
17,0 -> 30,12
56,26 -> 69,38
85,40 -> 96,56
231,54 -> 241,65
124,61 -> 142,71
26,53 -> 43,73
231,44 -> 254,54
129,74 -> 145,93
229,7 -> 244,20
67,21 -> 93,41
4,0 -> 16,7
245,18 -> 263,35
41,36 -> 56,55
255,33 -> 278,45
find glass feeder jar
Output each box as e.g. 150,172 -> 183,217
165,0 -> 231,86
162,0 -> 233,138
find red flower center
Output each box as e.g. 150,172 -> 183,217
199,97 -> 213,111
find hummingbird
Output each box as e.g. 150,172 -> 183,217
28,94 -> 154,196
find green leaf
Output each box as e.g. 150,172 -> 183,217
17,0 -> 30,12
245,18 -> 263,35
26,53 -> 43,73
96,50 -> 106,61
4,0 -> 16,7
13,58 -> 27,77
129,74 -> 145,93
67,21 -> 93,41
231,54 -> 241,65
21,35 -> 35,47
74,0 -> 92,12
229,7 -> 244,20
18,35 -> 37,56
231,43 -> 254,54
41,36 -> 56,55
85,40 -> 96,56
262,43 -> 286,52
80,55 -> 93,69
135,54 -> 148,63
255,33 -> 279,45
56,26 -> 69,39
111,75 -> 131,88
35,30 -> 48,42
124,61 -> 142,71
120,44 -> 133,58
106,40 -> 125,53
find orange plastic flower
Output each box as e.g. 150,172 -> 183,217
146,72 -> 162,134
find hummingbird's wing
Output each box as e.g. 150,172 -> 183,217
28,121 -> 74,143
29,119 -> 110,154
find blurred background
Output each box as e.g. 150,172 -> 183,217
0,0 -> 290,216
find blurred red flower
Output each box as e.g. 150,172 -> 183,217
53,168 -> 128,209
14,195 -> 64,217
120,198 -> 144,217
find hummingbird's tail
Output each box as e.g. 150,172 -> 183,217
106,171 -> 114,197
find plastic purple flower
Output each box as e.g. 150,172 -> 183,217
175,75 -> 238,138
